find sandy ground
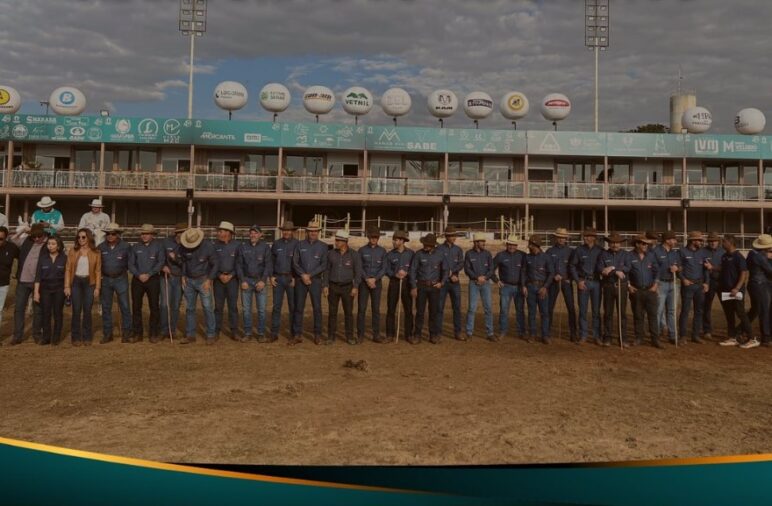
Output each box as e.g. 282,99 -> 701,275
1,277 -> 771,465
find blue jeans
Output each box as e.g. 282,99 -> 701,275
748,281 -> 772,342
466,282 -> 493,336
499,283 -> 525,337
679,282 -> 705,340
292,277 -> 322,337
526,284 -> 550,339
439,280 -> 462,334
160,274 -> 183,336
703,279 -> 720,334
577,280 -> 601,340
184,277 -> 216,339
241,279 -> 268,336
657,280 -> 676,337
271,275 -> 295,336
548,280 -> 577,338
213,277 -> 239,335
13,282 -> 42,343
101,275 -> 131,338
70,276 -> 95,342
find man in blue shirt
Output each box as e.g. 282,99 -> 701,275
324,230 -> 362,345
438,226 -> 465,340
570,227 -> 603,344
410,233 -> 449,344
160,223 -> 186,340
129,223 -> 165,343
701,231 -> 725,340
546,227 -> 576,341
678,231 -> 709,344
493,234 -> 526,340
627,234 -> 662,348
291,220 -> 328,344
98,222 -> 132,343
745,234 -> 772,348
270,221 -> 299,342
522,236 -> 553,343
212,221 -> 241,340
179,228 -> 218,344
717,235 -> 753,347
653,230 -> 680,343
357,226 -> 387,342
597,232 -> 630,346
237,225 -> 273,342
464,233 -> 494,340
385,230 -> 414,343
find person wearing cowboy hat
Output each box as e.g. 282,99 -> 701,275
569,227 -> 603,345
463,232 -> 495,341
237,225 -> 273,342
745,234 -> 772,348
546,227 -> 577,342
677,231 -> 710,344
493,234 -> 526,340
717,235 -> 754,348
596,232 -> 631,346
290,220 -> 328,345
160,223 -> 188,340
410,233 -> 449,344
128,224 -> 165,343
438,225 -> 465,340
653,230 -> 681,343
212,221 -> 241,341
97,222 -> 133,343
323,229 -> 362,345
7,223 -> 47,345
78,198 -> 111,245
522,236 -> 554,344
179,227 -> 218,345
31,196 -> 64,237
384,230 -> 414,343
270,220 -> 299,341
700,231 -> 725,340
627,234 -> 663,348
357,225 -> 387,343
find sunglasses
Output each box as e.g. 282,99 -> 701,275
78,235 -> 88,239
106,232 -> 118,236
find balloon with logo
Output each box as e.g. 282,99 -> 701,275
734,108 -> 765,135
341,86 -> 373,124
259,83 -> 291,120
541,93 -> 571,125
463,91 -> 494,127
50,86 -> 87,116
427,89 -> 458,123
381,87 -> 411,124
303,85 -> 335,121
214,81 -> 248,119
500,91 -> 530,125
0,85 -> 21,115
682,106 -> 712,134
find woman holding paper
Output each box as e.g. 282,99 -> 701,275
717,235 -> 754,348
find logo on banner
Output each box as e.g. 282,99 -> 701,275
115,119 -> 131,135
538,132 -> 561,153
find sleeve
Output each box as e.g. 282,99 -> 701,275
35,255 -> 45,283
441,253 -> 450,284
650,255 -> 659,281
207,245 -> 219,280
384,253 -> 394,278
235,245 -> 245,281
621,251 -> 632,274
353,251 -> 363,286
322,254 -> 331,288
263,245 -> 273,282
702,251 -> 710,283
64,251 -> 73,290
310,244 -> 328,278
676,250 -> 686,281
485,252 -> 494,279
521,257 -> 529,284
463,250 -> 474,279
150,243 -> 165,277
568,248 -> 579,281
595,252 -> 606,276
491,253 -> 501,283
409,253 -> 418,289
292,245 -> 304,277
737,253 -> 748,272
374,248 -> 387,279
543,255 -> 554,288
128,245 -> 139,277
78,213 -> 88,230
53,211 -> 64,233
757,252 -> 772,276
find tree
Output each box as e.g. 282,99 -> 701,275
624,123 -> 670,133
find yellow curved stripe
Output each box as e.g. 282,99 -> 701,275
586,453 -> 772,468
0,436 -> 422,494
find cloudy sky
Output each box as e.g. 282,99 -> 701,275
1,0 -> 769,132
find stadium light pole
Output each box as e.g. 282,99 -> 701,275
585,0 -> 609,132
179,0 -> 207,119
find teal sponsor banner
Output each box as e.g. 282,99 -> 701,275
281,122 -> 365,150
189,119 -> 281,147
527,131 -> 607,156
684,133 -> 770,159
365,125 -> 446,152
606,132 -> 685,158
445,128 -> 526,154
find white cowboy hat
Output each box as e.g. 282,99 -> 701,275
505,234 -> 520,246
334,229 -> 350,241
36,196 -> 56,208
217,221 -> 235,233
473,232 -> 487,242
752,234 -> 772,250
89,198 -> 104,208
181,228 -> 205,249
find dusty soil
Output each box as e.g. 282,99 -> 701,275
1,280 -> 771,465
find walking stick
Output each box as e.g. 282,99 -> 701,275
395,278 -> 403,344
673,278 -> 679,348
164,273 -> 174,344
618,279 -> 624,350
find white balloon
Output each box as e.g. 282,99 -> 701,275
541,93 -> 571,121
0,86 -> 21,114
500,91 -> 530,120
463,91 -> 494,120
682,106 -> 712,133
341,86 -> 373,116
427,89 -> 458,118
303,85 -> 335,115
50,86 -> 86,116
259,83 -> 291,113
734,108 -> 766,135
381,87 -> 412,117
213,81 -> 248,111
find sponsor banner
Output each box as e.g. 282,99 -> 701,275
527,131 -> 607,156
281,123 -> 365,150
684,133 -> 768,159
606,132 -> 686,158
366,126 -> 446,152
445,128 -> 526,154
189,119 -> 281,147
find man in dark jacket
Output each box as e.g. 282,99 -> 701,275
9,223 -> 47,345
0,226 -> 20,343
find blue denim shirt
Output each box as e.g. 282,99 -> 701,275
129,239 -> 165,277
181,240 -> 218,280
746,249 -> 772,285
701,246 -> 725,281
99,239 -> 131,276
523,251 -> 554,287
236,240 -> 273,282
161,236 -> 183,277
213,240 -> 240,275
35,251 -> 66,287
439,242 -> 465,276
628,250 -> 659,289
569,244 -> 603,282
546,244 -> 573,279
409,248 -> 449,288
653,244 -> 680,282
271,238 -> 299,275
596,250 -> 631,280
678,246 -> 708,283
492,250 -> 525,285
292,239 -> 329,278
385,248 -> 414,278
358,244 -> 387,280
463,248 -> 494,280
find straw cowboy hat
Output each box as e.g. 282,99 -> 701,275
687,231 -> 705,242
582,227 -> 598,237
473,232 -> 487,242
334,229 -> 350,242
604,232 -> 624,243
36,196 -> 56,208
89,198 -> 104,208
217,221 -> 235,233
181,228 -> 205,249
505,234 -> 520,246
752,234 -> 772,250
139,224 -> 156,235
443,225 -> 463,237
552,227 -> 570,239
279,220 -> 297,231
305,220 -> 322,231
706,231 -> 721,242
420,233 -> 438,247
174,222 -> 188,233
528,236 -> 542,248
393,230 -> 409,242
644,231 -> 659,244
661,230 -> 677,241
104,222 -> 122,233
631,234 -> 650,245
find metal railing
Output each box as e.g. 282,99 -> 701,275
283,176 -> 362,194
566,182 -> 604,199
406,179 -> 444,196
195,173 -> 236,192
645,184 -> 682,200
723,185 -> 760,201
366,178 -> 405,195
486,181 -> 524,198
237,174 -> 277,192
608,183 -> 645,200
12,169 -> 56,188
448,179 -> 486,196
686,184 -> 760,201
766,185 -> 772,200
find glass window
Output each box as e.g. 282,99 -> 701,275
609,163 -> 630,183
208,160 -> 240,174
35,155 -> 55,169
307,156 -> 324,176
370,162 -> 400,178
461,160 -> 480,179
686,168 -> 702,183
139,150 -> 156,172
284,156 -> 304,175
724,165 -> 739,184
423,159 -> 440,179
556,163 -> 573,182
244,154 -> 261,174
329,162 -> 359,177
264,155 -> 278,174
704,165 -> 721,184
102,151 -> 114,172
75,150 -> 95,171
483,161 -> 511,181
743,166 -> 757,185
528,168 -> 553,182
765,166 -> 772,185
447,160 -> 461,179
116,150 -> 133,171
674,168 -> 683,184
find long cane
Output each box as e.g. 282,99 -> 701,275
164,273 -> 174,344
395,278 -> 403,344
618,279 -> 624,350
673,278 -> 679,348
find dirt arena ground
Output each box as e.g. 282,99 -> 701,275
1,274 -> 770,466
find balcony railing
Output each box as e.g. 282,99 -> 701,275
529,182 -> 603,199
723,185 -> 760,201
12,169 -> 56,188
608,183 -> 645,200
486,181 -> 524,198
283,176 -> 362,194
645,184 -> 682,200
367,178 -> 405,195
448,180 -> 486,196
686,184 -> 759,201
237,175 -> 277,192
195,173 -> 236,192
406,179 -> 444,196
766,185 -> 772,200
566,182 -> 603,199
